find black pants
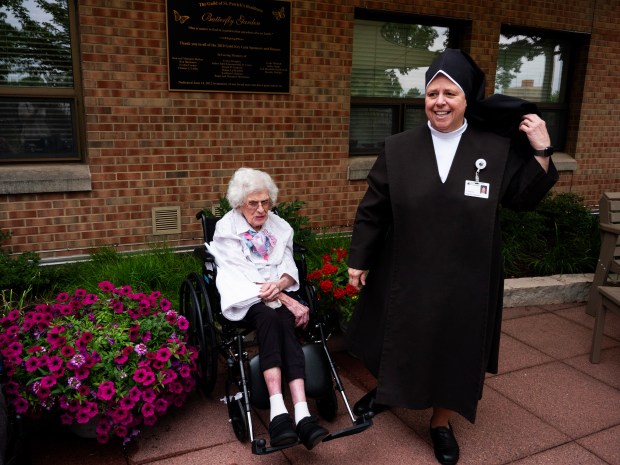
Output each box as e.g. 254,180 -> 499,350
243,302 -> 305,382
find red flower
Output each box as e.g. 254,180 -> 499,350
333,288 -> 346,300
321,263 -> 339,275
319,279 -> 333,293
307,270 -> 322,281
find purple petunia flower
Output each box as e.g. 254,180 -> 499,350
60,345 -> 75,358
25,357 -> 41,372
98,280 -> 115,292
132,368 -> 148,383
129,386 -> 142,402
119,395 -> 136,410
36,386 -> 51,399
97,381 -> 116,401
141,403 -> 155,417
176,316 -> 189,331
141,388 -> 156,404
162,369 -> 177,384
47,355 -> 64,372
179,366 -> 191,378
74,366 -> 90,380
74,288 -> 87,297
142,370 -> 156,386
5,309 -> 20,321
164,310 -> 177,324
75,410 -> 91,424
40,376 -> 57,389
155,347 -> 171,362
160,299 -> 171,311
154,398 -> 168,415
114,354 -> 128,365
13,397 -> 29,414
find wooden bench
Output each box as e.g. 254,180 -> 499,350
590,286 -> 620,363
586,192 -> 620,316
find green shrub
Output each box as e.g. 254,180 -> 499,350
61,246 -> 199,309
500,192 -> 599,277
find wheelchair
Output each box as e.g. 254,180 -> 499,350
179,211 -> 372,455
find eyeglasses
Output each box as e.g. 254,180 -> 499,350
245,199 -> 271,211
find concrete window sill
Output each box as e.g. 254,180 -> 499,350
0,163 -> 92,194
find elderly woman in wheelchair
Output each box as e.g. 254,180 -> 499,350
207,167 -> 329,450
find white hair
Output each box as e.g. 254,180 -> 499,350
226,167 -> 279,209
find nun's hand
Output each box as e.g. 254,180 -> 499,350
348,268 -> 368,290
519,113 -> 551,172
519,113 -> 551,151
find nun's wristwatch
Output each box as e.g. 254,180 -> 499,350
533,146 -> 554,157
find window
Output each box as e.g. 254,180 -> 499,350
0,0 -> 83,163
496,27 -> 582,151
349,10 -> 465,156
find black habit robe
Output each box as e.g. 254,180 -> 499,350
346,124 -> 558,423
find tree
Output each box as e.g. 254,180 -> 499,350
0,0 -> 72,86
496,33 -> 567,100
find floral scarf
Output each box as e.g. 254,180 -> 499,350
241,228 -> 277,260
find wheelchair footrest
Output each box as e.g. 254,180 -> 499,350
321,415 -> 373,443
251,437 -> 300,455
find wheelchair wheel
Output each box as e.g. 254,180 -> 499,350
228,397 -> 248,442
316,387 -> 338,422
180,272 -> 218,394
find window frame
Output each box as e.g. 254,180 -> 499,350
497,25 -> 585,152
0,0 -> 85,164
349,9 -> 468,157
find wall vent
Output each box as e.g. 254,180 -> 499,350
152,206 -> 181,235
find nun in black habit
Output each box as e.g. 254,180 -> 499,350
345,49 -> 559,465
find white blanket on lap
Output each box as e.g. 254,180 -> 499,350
204,241 -> 261,321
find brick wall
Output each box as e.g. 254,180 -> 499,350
1,0 -> 618,259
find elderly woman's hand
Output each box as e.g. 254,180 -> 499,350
348,267 -> 368,290
258,281 -> 281,302
279,293 -> 310,328
258,274 -> 295,302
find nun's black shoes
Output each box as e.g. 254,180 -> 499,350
353,387 -> 388,418
296,415 -> 329,450
430,422 -> 460,465
268,413 -> 298,447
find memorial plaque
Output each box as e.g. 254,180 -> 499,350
166,0 -> 291,93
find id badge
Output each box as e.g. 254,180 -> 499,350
464,180 -> 490,199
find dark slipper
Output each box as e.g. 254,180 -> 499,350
268,413 -> 298,447
296,415 -> 329,450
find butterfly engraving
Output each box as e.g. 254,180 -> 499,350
173,10 -> 190,24
272,6 -> 285,20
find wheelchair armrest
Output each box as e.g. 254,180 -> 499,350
193,245 -> 216,263
293,242 -> 307,254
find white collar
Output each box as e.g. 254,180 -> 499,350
428,119 -> 468,139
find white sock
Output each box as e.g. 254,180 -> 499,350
294,401 -> 311,424
269,393 -> 287,421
